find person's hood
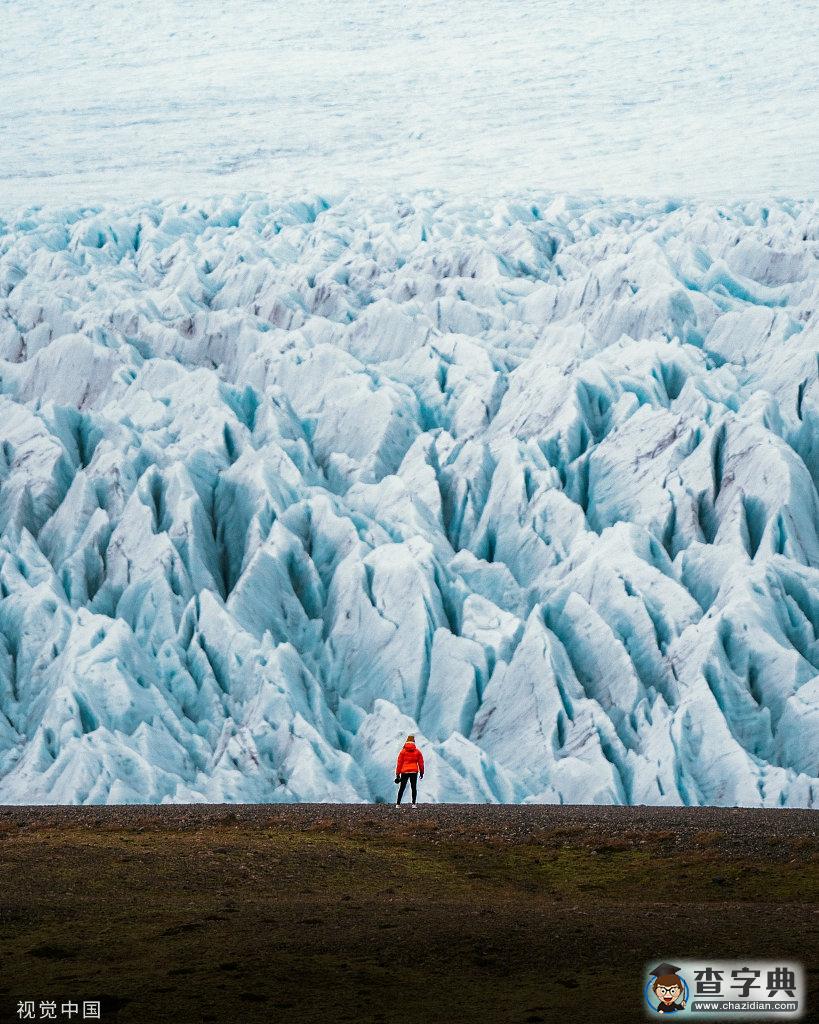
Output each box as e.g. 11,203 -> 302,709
403,741 -> 417,750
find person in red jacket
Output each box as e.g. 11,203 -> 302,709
394,734 -> 424,807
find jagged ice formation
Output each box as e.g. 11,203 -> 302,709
0,193 -> 817,806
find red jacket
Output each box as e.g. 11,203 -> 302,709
396,741 -> 424,776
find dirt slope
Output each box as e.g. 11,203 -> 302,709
0,804 -> 815,1023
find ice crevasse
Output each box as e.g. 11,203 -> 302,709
0,192 -> 817,806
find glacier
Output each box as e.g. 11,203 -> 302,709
0,192 -> 817,806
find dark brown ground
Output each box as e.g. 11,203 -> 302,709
0,803 -> 816,1024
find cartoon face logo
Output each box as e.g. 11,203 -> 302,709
645,963 -> 688,1014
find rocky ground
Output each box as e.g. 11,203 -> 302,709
0,803 -> 816,1023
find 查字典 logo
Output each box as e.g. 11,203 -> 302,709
643,959 -> 804,1018
645,963 -> 688,1014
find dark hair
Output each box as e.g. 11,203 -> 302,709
652,974 -> 683,994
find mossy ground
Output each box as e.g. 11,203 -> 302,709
0,810 -> 815,1023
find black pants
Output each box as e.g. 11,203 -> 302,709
396,772 -> 418,804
